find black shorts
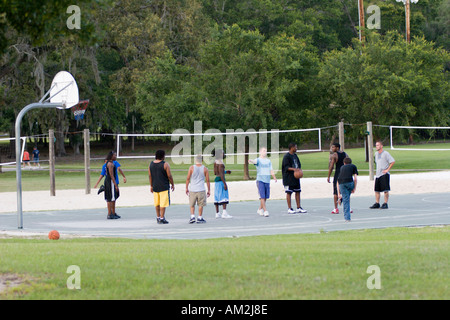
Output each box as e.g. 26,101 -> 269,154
333,178 -> 338,195
284,179 -> 301,194
374,174 -> 390,193
104,179 -> 120,202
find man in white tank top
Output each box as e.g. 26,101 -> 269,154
186,155 -> 211,223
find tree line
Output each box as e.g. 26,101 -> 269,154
0,0 -> 448,156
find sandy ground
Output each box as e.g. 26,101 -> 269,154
1,171 -> 449,213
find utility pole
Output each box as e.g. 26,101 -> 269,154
397,0 -> 419,43
358,0 -> 365,42
405,0 -> 411,43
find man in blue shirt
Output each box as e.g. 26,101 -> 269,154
249,147 -> 277,217
94,158 -> 127,193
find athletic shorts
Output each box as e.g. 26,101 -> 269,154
333,178 -> 338,195
374,174 -> 390,192
189,191 -> 207,207
214,181 -> 229,205
104,181 -> 120,202
257,181 -> 270,199
154,190 -> 170,208
284,179 -> 301,194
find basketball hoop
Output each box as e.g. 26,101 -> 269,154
72,100 -> 89,120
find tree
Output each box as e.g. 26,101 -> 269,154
318,31 -> 449,131
0,0 -> 97,54
137,25 -> 321,178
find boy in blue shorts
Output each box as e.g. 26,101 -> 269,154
249,147 -> 277,217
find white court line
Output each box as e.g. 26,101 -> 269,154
421,196 -> 450,205
42,210 -> 450,238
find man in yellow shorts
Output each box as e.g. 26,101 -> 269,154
149,150 -> 175,224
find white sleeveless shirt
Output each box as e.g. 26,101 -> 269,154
189,165 -> 206,192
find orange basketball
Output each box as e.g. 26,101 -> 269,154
294,169 -> 303,179
48,230 -> 60,240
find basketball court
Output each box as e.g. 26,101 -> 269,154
1,192 -> 448,239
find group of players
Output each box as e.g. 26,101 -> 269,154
95,140 -> 395,224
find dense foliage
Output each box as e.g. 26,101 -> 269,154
0,0 -> 448,155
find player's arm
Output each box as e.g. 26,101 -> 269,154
94,174 -> 104,188
352,174 -> 357,193
148,167 -> 153,193
218,164 -> 227,190
204,166 -> 211,197
165,162 -> 175,191
327,153 -> 337,182
383,161 -> 395,174
118,168 -> 127,183
185,166 -> 193,195
337,181 -> 341,199
269,161 -> 277,182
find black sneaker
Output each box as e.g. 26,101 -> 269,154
107,214 -> 118,219
159,217 -> 169,224
97,185 -> 105,195
380,203 -> 388,209
189,217 -> 196,224
197,217 -> 206,223
370,203 -> 380,209
157,217 -> 161,224
114,213 -> 121,219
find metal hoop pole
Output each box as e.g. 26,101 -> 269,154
16,102 -> 62,229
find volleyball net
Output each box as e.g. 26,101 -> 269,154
0,137 -> 27,167
115,125 -> 338,164
3,124 -> 450,171
389,126 -> 450,151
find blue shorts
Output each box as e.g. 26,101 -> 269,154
214,181 -> 229,205
257,181 -> 270,199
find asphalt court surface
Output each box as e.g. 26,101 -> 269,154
1,193 -> 449,239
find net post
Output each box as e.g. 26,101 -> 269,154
318,128 -> 322,151
49,129 -> 56,196
367,121 -> 374,181
390,126 -> 395,150
84,128 -> 91,194
116,134 -> 121,158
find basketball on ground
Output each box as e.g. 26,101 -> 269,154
48,230 -> 60,240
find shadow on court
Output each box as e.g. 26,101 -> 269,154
1,193 -> 449,239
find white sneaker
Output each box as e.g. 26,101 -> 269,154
222,212 -> 233,219
263,211 -> 269,217
257,209 -> 264,216
287,208 -> 296,214
215,212 -> 222,219
296,207 -> 307,214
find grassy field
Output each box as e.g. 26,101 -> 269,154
0,226 -> 448,300
1,145 -> 449,192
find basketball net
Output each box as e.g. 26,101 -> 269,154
72,100 -> 89,120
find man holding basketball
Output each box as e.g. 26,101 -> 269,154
282,143 -> 307,214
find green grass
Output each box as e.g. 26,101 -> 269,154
1,145 -> 449,192
0,226 -> 448,299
